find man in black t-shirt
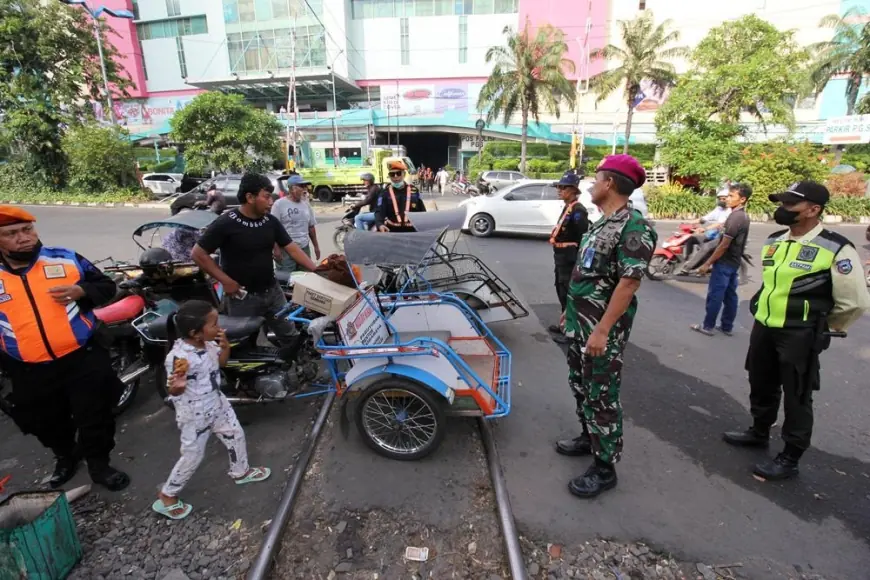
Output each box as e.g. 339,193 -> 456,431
192,173 -> 317,341
691,183 -> 752,337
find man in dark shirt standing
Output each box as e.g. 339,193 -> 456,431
192,173 -> 317,341
548,173 -> 589,344
691,183 -> 752,337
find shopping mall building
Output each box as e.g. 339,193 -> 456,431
100,0 -> 868,170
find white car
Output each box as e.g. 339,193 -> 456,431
142,173 -> 183,198
459,179 -> 602,238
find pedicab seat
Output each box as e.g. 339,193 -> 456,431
394,330 -> 453,344
145,314 -> 264,341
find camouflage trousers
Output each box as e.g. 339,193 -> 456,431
566,317 -> 633,464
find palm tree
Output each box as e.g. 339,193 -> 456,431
810,8 -> 870,116
477,22 -> 576,173
589,12 -> 688,154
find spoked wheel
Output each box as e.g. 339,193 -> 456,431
112,352 -> 142,416
333,226 -> 350,252
355,378 -> 446,461
645,255 -> 675,280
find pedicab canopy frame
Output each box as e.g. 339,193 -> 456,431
286,223 -> 513,459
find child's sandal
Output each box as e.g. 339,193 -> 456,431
234,467 -> 271,485
151,498 -> 192,520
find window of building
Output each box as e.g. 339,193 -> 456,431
458,15 -> 467,63
176,36 -> 188,78
472,0 -> 493,14
137,16 -> 208,40
223,0 -> 239,22
239,0 -> 256,22
374,0 -> 394,17
350,0 -> 514,18
272,0 -> 288,18
138,39 -> 148,79
255,0 -> 272,21
166,0 -> 181,17
493,0 -> 515,12
400,18 -> 409,65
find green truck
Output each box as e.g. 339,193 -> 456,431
302,148 -> 417,202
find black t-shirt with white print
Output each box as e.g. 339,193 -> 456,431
197,208 -> 292,293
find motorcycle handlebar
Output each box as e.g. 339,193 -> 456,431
825,331 -> 847,338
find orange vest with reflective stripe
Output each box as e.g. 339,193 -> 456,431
0,247 -> 97,363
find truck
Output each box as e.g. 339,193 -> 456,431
285,144 -> 417,202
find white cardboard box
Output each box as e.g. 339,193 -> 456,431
291,272 -> 359,317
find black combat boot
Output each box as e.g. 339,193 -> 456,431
568,458 -> 617,498
88,460 -> 131,492
753,445 -> 802,481
723,426 -> 770,448
555,434 -> 592,456
48,453 -> 80,489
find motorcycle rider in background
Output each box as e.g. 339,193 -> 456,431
677,189 -> 732,274
349,173 -> 381,231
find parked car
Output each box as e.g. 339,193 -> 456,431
141,173 -> 183,198
177,173 -> 210,193
459,179 -> 602,238
478,170 -> 527,192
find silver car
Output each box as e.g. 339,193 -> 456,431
478,170 -> 527,192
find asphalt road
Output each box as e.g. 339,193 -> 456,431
3,206 -> 869,579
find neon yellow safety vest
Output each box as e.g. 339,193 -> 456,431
751,228 -> 851,329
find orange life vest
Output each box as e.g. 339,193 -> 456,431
385,185 -> 413,227
0,247 -> 97,363
550,200 -> 580,248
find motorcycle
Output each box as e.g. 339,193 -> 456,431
451,180 -> 480,197
132,299 -> 321,407
646,223 -> 751,284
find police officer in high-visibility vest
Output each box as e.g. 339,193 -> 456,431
548,173 -> 589,344
724,182 -> 870,480
0,207 -> 130,491
375,159 -> 426,233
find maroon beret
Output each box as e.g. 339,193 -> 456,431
597,154 -> 646,189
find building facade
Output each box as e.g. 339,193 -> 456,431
101,0 -> 869,167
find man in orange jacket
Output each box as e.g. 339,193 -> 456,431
0,206 -> 130,491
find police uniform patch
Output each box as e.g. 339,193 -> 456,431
765,244 -> 778,258
0,280 -> 4,294
0,294 -> 10,304
796,246 -> 819,263
43,264 -> 66,279
835,258 -> 853,275
623,231 -> 643,252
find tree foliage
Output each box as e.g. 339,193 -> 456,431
810,8 -> 870,116
733,141 -> 830,205
0,0 -> 130,185
478,23 -> 576,173
656,15 -> 810,187
589,12 -> 687,154
62,124 -> 137,192
170,92 -> 283,174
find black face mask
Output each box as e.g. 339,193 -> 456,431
717,201 -> 727,208
4,239 -> 42,263
773,207 -> 801,226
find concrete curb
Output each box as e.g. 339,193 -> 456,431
650,213 -> 869,225
0,199 -> 169,209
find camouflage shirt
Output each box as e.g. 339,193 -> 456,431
565,206 -> 657,336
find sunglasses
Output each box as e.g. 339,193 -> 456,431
388,171 -> 404,177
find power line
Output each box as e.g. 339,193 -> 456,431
300,0 -> 367,79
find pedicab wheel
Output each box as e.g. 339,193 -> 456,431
645,255 -> 672,280
355,378 -> 447,461
470,213 -> 495,238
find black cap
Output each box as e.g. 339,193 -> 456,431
237,173 -> 274,204
768,181 -> 829,206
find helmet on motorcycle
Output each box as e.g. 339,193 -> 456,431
360,172 -> 375,182
139,247 -> 174,277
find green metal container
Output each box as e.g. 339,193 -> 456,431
0,491 -> 82,580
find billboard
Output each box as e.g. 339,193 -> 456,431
92,95 -> 200,132
378,81 -> 484,117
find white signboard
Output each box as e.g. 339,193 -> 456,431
822,115 -> 870,145
337,289 -> 390,351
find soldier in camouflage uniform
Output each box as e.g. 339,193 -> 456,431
555,154 -> 657,498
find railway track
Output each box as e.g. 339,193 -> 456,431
245,393 -> 528,580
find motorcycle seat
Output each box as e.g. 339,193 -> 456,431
145,314 -> 264,341
94,295 -> 146,325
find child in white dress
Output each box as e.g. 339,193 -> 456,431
152,300 -> 270,519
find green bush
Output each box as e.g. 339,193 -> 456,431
492,159 -> 519,170
0,159 -> 147,203
826,197 -> 870,218
732,141 -> 829,201
648,193 -> 715,219
149,159 -> 178,173
62,124 -> 137,192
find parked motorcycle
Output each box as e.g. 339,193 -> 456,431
133,301 -> 320,407
646,223 -> 751,284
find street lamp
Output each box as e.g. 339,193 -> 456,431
59,0 -> 135,125
326,49 -> 345,168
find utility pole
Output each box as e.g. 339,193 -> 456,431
574,1 -> 592,170
284,0 -> 298,171
328,49 -> 344,168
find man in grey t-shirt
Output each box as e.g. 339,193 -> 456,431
271,175 -> 321,272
